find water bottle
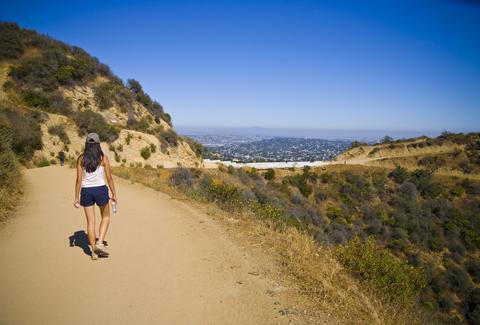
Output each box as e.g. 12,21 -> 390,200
112,202 -> 117,214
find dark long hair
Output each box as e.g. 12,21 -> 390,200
83,143 -> 104,173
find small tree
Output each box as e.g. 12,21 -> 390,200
382,135 -> 393,143
264,168 -> 275,180
140,146 -> 151,160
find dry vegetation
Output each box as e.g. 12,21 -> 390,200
112,165 -> 435,324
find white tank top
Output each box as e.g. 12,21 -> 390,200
81,165 -> 106,188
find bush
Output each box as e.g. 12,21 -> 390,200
170,167 -> 193,188
73,109 -> 119,143
0,121 -> 22,222
350,141 -> 367,148
159,129 -> 178,146
389,165 -> 409,184
150,143 -> 156,153
140,146 -> 151,160
0,107 -> 43,161
47,124 -> 70,144
34,156 -> 51,167
22,89 -> 49,108
336,236 -> 426,303
93,82 -> 113,110
183,136 -> 203,157
264,168 -> 275,180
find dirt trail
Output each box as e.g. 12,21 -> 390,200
0,167 -> 290,325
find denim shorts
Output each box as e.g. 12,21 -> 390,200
80,185 -> 109,207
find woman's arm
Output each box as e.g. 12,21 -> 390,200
103,155 -> 118,203
74,156 -> 83,208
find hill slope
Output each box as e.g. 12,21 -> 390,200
337,133 -> 480,177
0,22 -> 202,168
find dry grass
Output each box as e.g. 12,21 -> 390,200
112,166 -> 435,325
0,164 -> 23,224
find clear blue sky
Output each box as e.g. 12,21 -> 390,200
2,0 -> 480,133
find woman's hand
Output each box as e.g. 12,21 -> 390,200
111,195 -> 118,204
74,199 -> 80,208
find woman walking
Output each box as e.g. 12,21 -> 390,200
74,133 -> 118,260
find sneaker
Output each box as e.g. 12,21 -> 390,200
91,251 -> 98,260
95,242 -> 109,256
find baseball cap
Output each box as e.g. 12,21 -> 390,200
86,133 -> 101,144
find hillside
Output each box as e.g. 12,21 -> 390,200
114,140 -> 480,324
336,133 -> 480,178
0,22 -> 203,168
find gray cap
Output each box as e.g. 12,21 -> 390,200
85,133 -> 100,144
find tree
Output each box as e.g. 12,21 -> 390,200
381,135 -> 393,143
126,79 -> 143,94
264,168 -> 275,180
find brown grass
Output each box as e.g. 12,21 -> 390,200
0,168 -> 23,224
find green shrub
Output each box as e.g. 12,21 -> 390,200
150,143 -> 156,153
47,124 -> 70,144
389,165 -> 409,184
125,132 -> 133,145
56,65 -> 75,84
0,107 -> 43,161
159,129 -> 178,146
264,168 -> 275,180
0,121 -> 22,222
350,141 -> 368,148
140,146 -> 151,160
170,167 -> 193,188
337,236 -> 426,303
73,109 -> 119,143
22,89 -> 49,108
35,156 -> 51,167
93,82 -> 113,110
183,136 -> 203,157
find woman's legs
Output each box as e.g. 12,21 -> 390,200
83,205 -> 96,250
98,203 -> 110,243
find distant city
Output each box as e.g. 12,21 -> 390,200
185,134 -> 353,163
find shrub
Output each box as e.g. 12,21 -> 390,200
0,22 -> 25,59
336,236 -> 426,303
93,82 -> 113,110
22,89 -> 49,108
48,92 -> 73,115
204,179 -> 242,206
56,65 -> 75,84
140,146 -> 151,160
0,121 -> 22,222
150,143 -> 156,153
170,167 -> 193,188
0,107 -> 43,161
47,124 -> 70,144
34,156 -> 51,167
264,168 -> 275,180
466,260 -> 480,283
159,129 -> 178,146
350,141 -> 368,148
409,169 -> 441,198
73,109 -> 119,143
389,165 -> 409,184
183,136 -> 203,157
125,132 -> 133,145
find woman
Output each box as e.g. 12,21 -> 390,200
74,133 -> 118,260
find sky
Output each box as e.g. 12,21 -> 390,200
2,0 -> 480,135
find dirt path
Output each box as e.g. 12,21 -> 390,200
0,166 -> 290,325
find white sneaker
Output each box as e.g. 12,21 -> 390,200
95,241 -> 109,256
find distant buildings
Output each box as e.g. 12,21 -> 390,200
189,136 -> 352,163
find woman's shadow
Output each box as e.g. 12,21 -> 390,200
68,230 -> 108,257
69,231 -> 91,256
